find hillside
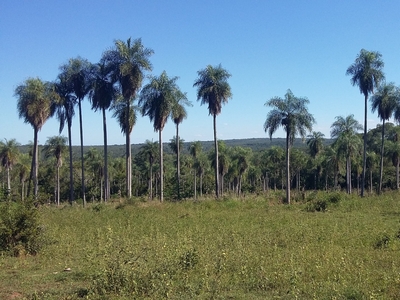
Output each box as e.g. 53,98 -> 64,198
19,137 -> 334,159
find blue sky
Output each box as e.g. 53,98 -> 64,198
1,0 -> 400,146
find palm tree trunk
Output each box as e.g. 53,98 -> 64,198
176,124 -> 180,200
78,99 -> 86,207
102,108 -> 109,201
213,114 -> 220,198
378,119 -> 385,194
285,131 -> 291,204
370,169 -> 373,194
57,165 -> 60,206
149,161 -> 153,200
6,167 -> 10,195
125,99 -> 132,199
67,121 -> 74,204
361,94 -> 368,197
33,128 -> 39,199
159,130 -> 164,202
194,170 -> 197,200
200,172 -> 203,197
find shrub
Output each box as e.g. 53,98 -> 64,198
305,199 -> 328,212
0,200 -> 45,256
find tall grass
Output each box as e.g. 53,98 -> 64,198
1,192 -> 400,299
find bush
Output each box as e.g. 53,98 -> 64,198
305,199 -> 328,212
0,200 -> 45,256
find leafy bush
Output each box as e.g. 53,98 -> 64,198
305,198 -> 328,212
0,200 -> 45,256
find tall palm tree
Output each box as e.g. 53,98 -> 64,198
171,96 -> 192,200
15,153 -> 30,201
346,49 -> 385,196
138,140 -> 158,200
112,98 -> 137,196
264,89 -> 315,204
193,64 -> 232,198
370,83 -> 400,194
307,131 -> 325,189
0,139 -> 20,196
103,37 -> 153,198
189,141 -> 202,199
54,72 -> 76,204
43,136 -> 67,206
330,115 -> 363,194
59,57 -> 94,207
15,78 -> 55,198
89,62 -> 119,201
139,71 -> 186,202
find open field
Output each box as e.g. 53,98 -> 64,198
1,192 -> 400,299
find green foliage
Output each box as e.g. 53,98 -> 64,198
2,194 -> 400,299
0,200 -> 45,256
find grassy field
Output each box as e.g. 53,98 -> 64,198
1,192 -> 400,299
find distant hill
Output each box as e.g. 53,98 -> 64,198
20,137 -> 334,159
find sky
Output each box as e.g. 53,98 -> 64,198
1,0 -> 400,146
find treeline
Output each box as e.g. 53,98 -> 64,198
1,121 -> 400,204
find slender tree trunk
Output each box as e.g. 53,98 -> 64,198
67,121 -> 74,204
149,161 -> 153,200
33,128 -> 39,199
370,169 -> 373,194
125,99 -> 132,199
6,167 -> 10,195
78,99 -> 86,207
176,124 -> 180,200
102,108 -> 109,201
378,119 -> 385,194
285,131 -> 291,204
361,93 -> 367,197
57,165 -> 60,206
194,170 -> 197,200
213,114 -> 219,198
159,130 -> 163,202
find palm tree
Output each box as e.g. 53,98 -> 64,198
59,57 -> 94,207
346,49 -> 385,196
15,153 -> 30,201
138,140 -> 158,200
170,96 -> 192,200
330,115 -> 363,194
139,71 -> 186,202
89,62 -> 119,201
0,139 -> 20,196
189,141 -> 202,199
370,83 -> 400,193
264,89 -> 315,204
103,37 -> 153,198
43,136 -> 67,206
54,72 -> 76,204
112,97 -> 137,196
15,78 -> 55,198
193,64 -> 232,198
307,131 -> 325,189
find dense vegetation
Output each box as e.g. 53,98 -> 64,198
1,193 -> 400,299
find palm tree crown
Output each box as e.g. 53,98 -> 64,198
193,64 -> 232,116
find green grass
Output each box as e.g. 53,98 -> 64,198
1,192 -> 400,299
